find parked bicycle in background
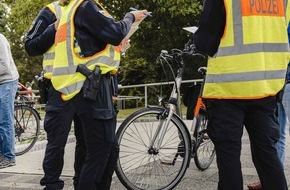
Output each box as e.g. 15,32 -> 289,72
14,82 -> 41,156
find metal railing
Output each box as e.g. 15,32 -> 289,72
22,79 -> 203,110
118,79 -> 202,107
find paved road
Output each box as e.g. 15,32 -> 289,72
1,131 -> 290,190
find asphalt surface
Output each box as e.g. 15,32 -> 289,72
1,127 -> 290,190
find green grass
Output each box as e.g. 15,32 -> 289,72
36,104 -> 188,120
35,105 -> 143,120
117,107 -> 143,119
117,104 -> 188,119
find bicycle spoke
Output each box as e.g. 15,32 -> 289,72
116,107 -> 190,190
14,105 -> 40,156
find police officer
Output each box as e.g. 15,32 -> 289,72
192,0 -> 289,190
24,1 -> 86,189
49,0 -> 147,189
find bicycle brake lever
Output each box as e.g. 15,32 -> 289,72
161,50 -> 168,55
160,50 -> 173,59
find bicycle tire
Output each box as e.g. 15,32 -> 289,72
14,105 -> 40,156
193,111 -> 215,171
115,107 -> 191,190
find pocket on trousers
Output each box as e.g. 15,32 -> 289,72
45,86 -> 64,113
91,76 -> 116,120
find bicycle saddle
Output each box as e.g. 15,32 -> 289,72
198,67 -> 207,75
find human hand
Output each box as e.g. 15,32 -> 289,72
118,39 -> 130,53
59,0 -> 70,6
112,96 -> 118,103
184,38 -> 196,52
54,19 -> 60,30
130,10 -> 148,22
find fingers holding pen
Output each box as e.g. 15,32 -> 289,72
118,39 -> 130,53
130,10 -> 149,22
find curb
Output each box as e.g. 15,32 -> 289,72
15,135 -> 76,155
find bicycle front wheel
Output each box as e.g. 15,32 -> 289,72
193,111 -> 215,171
14,105 -> 40,156
116,107 -> 191,190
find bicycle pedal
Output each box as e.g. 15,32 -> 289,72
160,161 -> 173,166
191,139 -> 196,149
203,134 -> 210,140
191,139 -> 196,157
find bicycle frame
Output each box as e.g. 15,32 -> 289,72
149,49 -> 202,152
190,67 -> 207,133
149,84 -> 185,151
115,47 -> 214,190
14,83 -> 41,156
15,83 -> 42,124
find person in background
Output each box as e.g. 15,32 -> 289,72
277,20 -> 290,177
24,1 -> 86,189
247,23 -> 290,190
192,0 -> 289,189
46,0 -> 146,189
0,33 -> 19,169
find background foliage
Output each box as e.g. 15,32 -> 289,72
2,0 -> 206,106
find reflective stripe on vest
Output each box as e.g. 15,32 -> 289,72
202,0 -> 290,99
51,0 -> 121,100
43,2 -> 62,79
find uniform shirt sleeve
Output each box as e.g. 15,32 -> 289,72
24,7 -> 57,56
193,0 -> 226,57
74,0 -> 135,56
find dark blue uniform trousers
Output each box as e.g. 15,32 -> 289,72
40,87 -> 86,190
41,75 -> 119,190
75,75 -> 119,190
205,96 -> 288,190
76,115 -> 119,190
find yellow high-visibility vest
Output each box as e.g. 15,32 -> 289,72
51,0 -> 121,100
203,0 -> 290,99
287,0 -> 290,22
43,2 -> 62,79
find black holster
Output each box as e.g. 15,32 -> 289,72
76,64 -> 102,101
34,75 -> 50,104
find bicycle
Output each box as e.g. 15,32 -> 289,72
14,82 -> 41,156
190,66 -> 215,171
115,44 -> 215,190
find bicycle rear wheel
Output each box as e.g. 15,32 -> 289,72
193,111 -> 215,170
115,107 -> 191,190
14,105 -> 40,156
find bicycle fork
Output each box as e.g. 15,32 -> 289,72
149,105 -> 175,152
148,105 -> 185,166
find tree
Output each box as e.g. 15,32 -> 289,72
0,2 -> 9,33
5,0 -> 51,84
4,0 -> 204,100
101,0 -> 204,105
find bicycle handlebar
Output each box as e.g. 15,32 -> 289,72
158,44 -> 206,70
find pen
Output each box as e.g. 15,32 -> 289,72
129,7 -> 152,17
